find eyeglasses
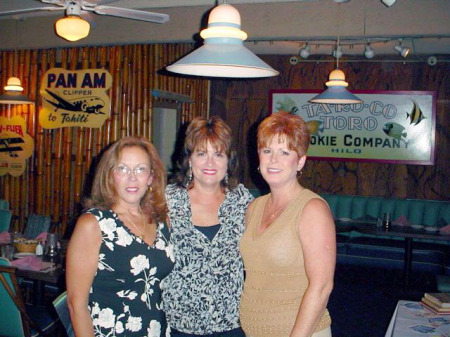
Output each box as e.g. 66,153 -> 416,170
114,165 -> 151,178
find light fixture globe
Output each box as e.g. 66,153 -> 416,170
299,44 -> 310,59
166,4 -> 279,78
364,44 -> 375,59
56,16 -> 90,42
4,77 -> 24,92
0,77 -> 33,105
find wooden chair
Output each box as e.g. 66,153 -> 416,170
0,209 -> 12,232
0,258 -> 59,337
52,291 -> 75,337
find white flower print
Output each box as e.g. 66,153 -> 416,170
155,238 -> 165,250
165,244 -> 175,262
99,218 -> 117,242
98,253 -> 114,272
147,320 -> 161,337
115,321 -> 124,334
130,255 -> 149,275
91,302 -> 100,315
125,316 -> 142,332
97,308 -> 116,329
117,290 -> 138,300
116,226 -> 133,247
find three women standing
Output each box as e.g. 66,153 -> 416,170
240,111 -> 336,337
162,116 -> 253,336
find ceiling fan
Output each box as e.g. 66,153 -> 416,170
0,0 -> 170,41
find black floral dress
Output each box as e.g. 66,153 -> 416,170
87,208 -> 175,337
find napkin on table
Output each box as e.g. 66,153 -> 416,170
11,256 -> 53,271
439,224 -> 450,234
0,232 -> 11,244
392,215 -> 410,226
34,232 -> 48,244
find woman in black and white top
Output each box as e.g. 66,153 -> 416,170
162,116 -> 253,336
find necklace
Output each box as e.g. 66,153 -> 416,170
266,197 -> 291,220
124,211 -> 147,240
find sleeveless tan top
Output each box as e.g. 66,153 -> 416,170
239,189 -> 332,337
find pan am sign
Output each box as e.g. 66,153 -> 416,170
40,68 -> 112,129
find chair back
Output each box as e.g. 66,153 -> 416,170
24,214 -> 51,239
0,258 -> 26,337
0,199 -> 9,210
0,209 -> 12,233
52,291 -> 75,337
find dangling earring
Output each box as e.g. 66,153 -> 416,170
148,185 -> 153,192
186,161 -> 193,187
224,172 -> 229,185
257,166 -> 260,173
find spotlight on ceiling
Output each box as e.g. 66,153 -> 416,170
394,41 -> 410,58
381,0 -> 397,7
332,45 -> 343,59
364,44 -> 375,59
299,44 -> 310,59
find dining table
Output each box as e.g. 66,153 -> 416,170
14,255 -> 65,305
335,219 -> 450,288
385,300 -> 450,336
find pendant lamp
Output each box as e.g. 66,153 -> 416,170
0,77 -> 34,105
310,3 -> 362,104
166,4 -> 279,78
55,2 -> 90,42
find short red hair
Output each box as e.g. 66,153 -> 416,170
257,111 -> 310,157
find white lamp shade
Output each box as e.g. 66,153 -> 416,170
55,16 -> 90,42
4,77 -> 24,92
0,92 -> 34,104
166,4 -> 278,78
167,38 -> 279,78
310,69 -> 362,104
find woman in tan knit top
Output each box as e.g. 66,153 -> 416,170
239,111 -> 336,337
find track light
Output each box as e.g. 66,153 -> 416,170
332,45 -> 342,59
364,44 -> 375,59
381,0 -> 396,7
394,41 -> 410,58
299,44 -> 310,59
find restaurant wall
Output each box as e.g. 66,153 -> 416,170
210,55 -> 449,201
0,44 -> 208,234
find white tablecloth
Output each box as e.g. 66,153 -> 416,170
385,300 -> 450,336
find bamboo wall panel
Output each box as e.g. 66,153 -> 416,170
0,44 -> 208,235
211,55 -> 449,201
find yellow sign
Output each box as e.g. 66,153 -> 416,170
40,68 -> 112,129
0,116 -> 34,177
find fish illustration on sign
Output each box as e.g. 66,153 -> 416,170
383,123 -> 407,141
275,96 -> 299,114
406,100 -> 426,126
306,120 -> 324,135
0,137 -> 24,158
45,89 -> 105,114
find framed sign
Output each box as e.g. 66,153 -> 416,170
0,116 -> 34,176
40,68 -> 112,129
269,90 -> 436,165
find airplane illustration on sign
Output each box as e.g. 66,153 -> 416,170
45,89 -> 105,114
0,137 -> 24,158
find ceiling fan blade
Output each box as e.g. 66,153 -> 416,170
92,6 -> 169,24
0,6 -> 65,18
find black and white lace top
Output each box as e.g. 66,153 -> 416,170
161,184 -> 253,334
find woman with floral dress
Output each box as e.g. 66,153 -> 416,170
162,116 -> 253,337
67,136 -> 175,337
